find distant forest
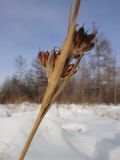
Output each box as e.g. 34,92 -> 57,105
0,31 -> 120,104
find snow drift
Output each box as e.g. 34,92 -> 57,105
0,103 -> 120,160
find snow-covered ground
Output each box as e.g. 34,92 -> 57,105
0,103 -> 120,160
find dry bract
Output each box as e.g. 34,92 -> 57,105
38,26 -> 96,79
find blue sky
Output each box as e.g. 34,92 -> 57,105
0,0 -> 120,84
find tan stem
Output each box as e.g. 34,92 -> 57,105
40,0 -> 80,111
50,57 -> 81,105
18,107 -> 46,160
18,57 -> 81,160
68,0 -> 73,34
38,57 -> 82,124
18,0 -> 80,159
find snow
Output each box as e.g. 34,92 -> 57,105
0,103 -> 120,160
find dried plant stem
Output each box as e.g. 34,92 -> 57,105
19,57 -> 81,160
50,57 -> 81,105
68,0 -> 73,34
18,0 -> 80,159
42,57 -> 81,119
18,107 -> 46,160
40,0 -> 80,110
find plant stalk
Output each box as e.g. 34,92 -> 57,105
18,1 -> 80,159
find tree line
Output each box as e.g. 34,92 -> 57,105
0,32 -> 120,104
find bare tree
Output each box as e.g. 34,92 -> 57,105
13,55 -> 27,83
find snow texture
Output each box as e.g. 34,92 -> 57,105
0,103 -> 120,160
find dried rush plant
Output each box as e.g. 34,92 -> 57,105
18,0 -> 95,159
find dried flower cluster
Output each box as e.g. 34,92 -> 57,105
73,26 -> 96,57
38,26 -> 95,79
